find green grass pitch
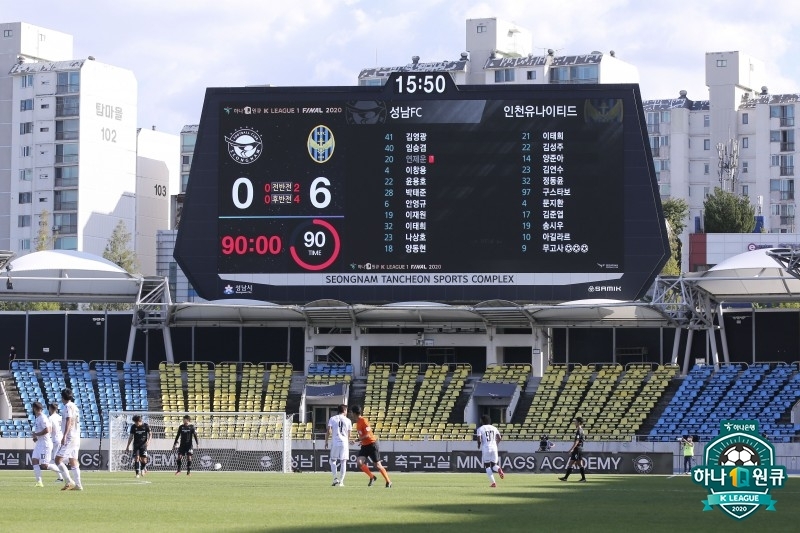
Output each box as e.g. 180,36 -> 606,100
1,471 -> 796,532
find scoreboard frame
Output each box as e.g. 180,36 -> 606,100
174,74 -> 669,304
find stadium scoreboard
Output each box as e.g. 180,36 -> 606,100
175,73 -> 669,303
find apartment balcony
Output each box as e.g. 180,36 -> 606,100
780,142 -> 795,152
780,166 -> 794,176
647,123 -> 660,134
780,117 -> 795,128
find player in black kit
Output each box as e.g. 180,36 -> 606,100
125,415 -> 151,478
559,417 -> 587,482
173,415 -> 199,475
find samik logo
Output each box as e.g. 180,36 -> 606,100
692,420 -> 787,520
225,127 -> 263,164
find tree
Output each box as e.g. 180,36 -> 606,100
703,187 -> 756,233
661,198 -> 689,275
87,220 -> 139,311
103,220 -> 140,275
35,209 -> 53,251
0,211 -> 61,310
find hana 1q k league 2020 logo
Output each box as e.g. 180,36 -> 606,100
691,420 -> 787,520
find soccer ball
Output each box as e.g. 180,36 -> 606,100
214,463 -> 222,471
719,444 -> 759,466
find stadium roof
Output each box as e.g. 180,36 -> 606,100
0,250 -> 143,303
2,248 -> 800,330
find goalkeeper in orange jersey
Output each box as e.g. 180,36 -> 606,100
349,405 -> 392,488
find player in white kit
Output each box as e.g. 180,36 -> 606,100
476,414 -> 505,487
325,404 -> 352,487
48,402 -> 64,481
30,402 -> 54,487
55,388 -> 83,491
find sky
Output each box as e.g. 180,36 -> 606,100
5,0 -> 800,135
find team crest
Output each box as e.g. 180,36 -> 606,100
308,125 -> 335,163
691,420 -> 786,520
584,99 -> 623,123
225,127 -> 263,164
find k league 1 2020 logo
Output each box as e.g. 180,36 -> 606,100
691,419 -> 787,520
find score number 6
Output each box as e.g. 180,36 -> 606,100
231,176 -> 331,209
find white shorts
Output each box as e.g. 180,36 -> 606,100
33,439 -> 53,464
50,442 -> 60,462
56,440 -> 81,461
329,443 -> 348,462
481,450 -> 499,465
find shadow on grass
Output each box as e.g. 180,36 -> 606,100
241,475 -> 798,533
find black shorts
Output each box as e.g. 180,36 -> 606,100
178,445 -> 194,456
358,442 -> 380,463
570,448 -> 583,462
132,446 -> 148,458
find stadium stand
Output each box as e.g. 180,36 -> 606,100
264,363 -> 292,413
363,363 -> 392,428
307,362 -> 353,383
123,361 -> 148,412
94,361 -> 123,438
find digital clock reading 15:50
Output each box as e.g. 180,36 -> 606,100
393,73 -> 450,94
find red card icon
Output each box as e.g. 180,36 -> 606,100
428,155 -> 435,164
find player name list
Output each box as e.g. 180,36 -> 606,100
351,100 -> 623,272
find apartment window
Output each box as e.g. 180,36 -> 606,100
53,213 -> 77,234
54,189 -> 78,211
40,103 -> 49,109
771,155 -> 780,167
703,139 -> 711,150
770,104 -> 795,127
526,70 -> 535,80
181,133 -> 197,152
20,99 -> 33,111
653,159 -> 670,172
55,119 -> 79,141
19,169 -> 32,181
771,178 -> 794,200
19,122 -> 33,134
703,115 -> 710,128
55,143 -> 79,164
771,129 -> 795,151
742,113 -> 749,125
55,166 -> 79,187
19,239 -> 30,251
494,69 -> 515,83
779,155 -> 794,176
704,163 -> 710,175
659,183 -> 671,196
742,185 -> 749,196
476,23 -> 486,33
181,173 -> 190,193
770,204 -> 795,216
21,146 -> 31,157
716,59 -> 727,67
39,127 -> 49,133
18,215 -> 31,228
56,71 -> 80,94
19,192 -> 32,204
21,74 -> 34,88
742,137 -> 749,148
55,95 -> 79,117
704,186 -> 710,198
3,29 -> 12,37
54,236 -> 78,250
742,161 -> 748,173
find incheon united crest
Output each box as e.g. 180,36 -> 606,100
307,125 -> 335,163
